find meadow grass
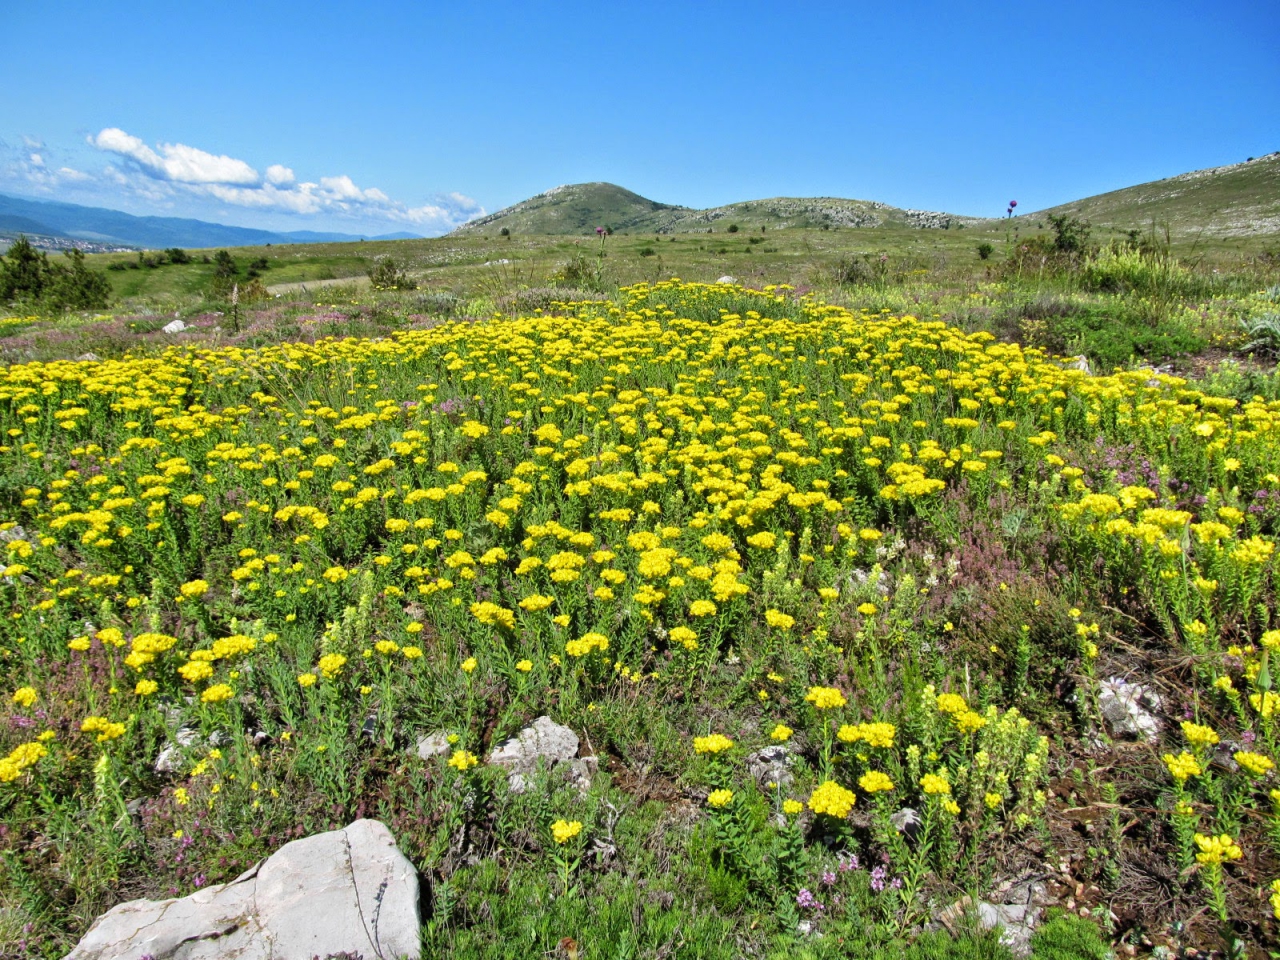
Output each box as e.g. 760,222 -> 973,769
2,256 -> 1280,957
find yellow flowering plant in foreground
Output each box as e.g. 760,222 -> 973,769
4,279 -> 1280,949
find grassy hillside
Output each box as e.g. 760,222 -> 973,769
454,182 -> 989,236
1034,152 -> 1280,239
458,182 -> 689,235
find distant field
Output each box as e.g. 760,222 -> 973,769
84,220 -> 1278,306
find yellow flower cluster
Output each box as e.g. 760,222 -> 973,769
551,819 -> 583,844
1193,833 -> 1242,866
693,734 -> 734,755
804,686 -> 847,710
837,722 -> 896,748
807,780 -> 856,818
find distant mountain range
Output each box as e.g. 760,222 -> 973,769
454,154 -> 1280,239
0,193 -> 423,250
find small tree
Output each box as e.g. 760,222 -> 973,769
44,249 -> 111,310
0,238 -> 110,310
210,250 -> 239,297
0,236 -> 51,302
165,247 -> 191,265
976,243 -> 994,261
1047,214 -> 1092,255
368,257 -> 416,291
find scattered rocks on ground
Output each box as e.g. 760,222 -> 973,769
745,745 -> 793,788
1065,355 -> 1091,374
1098,676 -> 1163,742
935,878 -> 1048,957
76,352 -> 101,362
716,275 -> 737,284
161,319 -> 187,334
63,819 -> 420,960
487,716 -> 597,794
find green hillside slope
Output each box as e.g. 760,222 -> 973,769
1033,152 -> 1280,238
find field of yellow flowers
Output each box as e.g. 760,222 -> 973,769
3,279 -> 1280,957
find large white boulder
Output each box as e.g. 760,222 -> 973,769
63,819 -> 420,960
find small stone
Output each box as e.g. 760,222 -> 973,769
890,807 -> 923,840
162,319 -> 187,334
1098,677 -> 1162,742
76,352 -> 101,362
746,745 -> 793,788
488,716 -> 579,769
1065,355 -> 1091,375
486,716 -> 592,795
414,732 -> 451,760
716,275 -> 737,285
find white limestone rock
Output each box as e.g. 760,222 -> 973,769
62,819 -> 420,960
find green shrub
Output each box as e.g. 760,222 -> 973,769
1029,913 -> 1110,960
367,257 -> 416,291
977,243 -> 994,261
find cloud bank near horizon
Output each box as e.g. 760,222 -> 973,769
1,128 -> 482,234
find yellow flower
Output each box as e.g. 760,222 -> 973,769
201,683 -> 234,704
1235,751 -> 1275,778
318,653 -> 347,679
402,646 -> 423,660
1181,721 -> 1219,751
707,788 -> 734,808
857,602 -> 878,616
689,599 -> 718,617
516,659 -> 533,672
566,632 -> 609,657
1193,833 -> 1242,866
551,819 -> 583,844
80,716 -> 126,742
764,609 -> 795,630
984,792 -> 1003,810
782,799 -> 804,815
461,657 -> 477,674
838,722 -> 895,748
298,673 -> 317,687
935,693 -> 968,714
1252,691 -> 1280,718
953,710 -> 987,734
179,579 -> 210,599
178,660 -> 214,683
808,780 -> 856,818
805,686 -> 847,710
1163,751 -> 1202,783
770,724 -> 793,742
693,733 -> 734,754
920,772 -> 951,795
858,771 -> 894,794
448,750 -> 479,771
134,679 -> 158,696
11,687 -> 37,708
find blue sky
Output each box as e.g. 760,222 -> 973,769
2,1 -> 1276,236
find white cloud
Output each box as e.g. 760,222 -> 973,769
4,127 -> 484,235
90,127 -> 260,185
